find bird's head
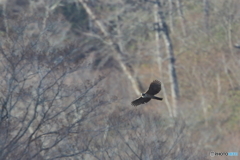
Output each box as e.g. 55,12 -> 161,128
141,93 -> 146,97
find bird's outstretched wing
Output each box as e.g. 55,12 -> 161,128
131,97 -> 151,106
146,80 -> 161,95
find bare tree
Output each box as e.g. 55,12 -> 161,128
176,0 -> 187,36
168,0 -> 174,34
0,24 -> 113,160
78,0 -> 141,96
153,2 -> 173,117
203,0 -> 210,34
153,0 -> 179,117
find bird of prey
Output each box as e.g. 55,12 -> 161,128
131,80 -> 163,106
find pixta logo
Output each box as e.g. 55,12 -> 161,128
210,151 -> 238,157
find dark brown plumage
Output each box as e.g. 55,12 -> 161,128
131,80 -> 163,106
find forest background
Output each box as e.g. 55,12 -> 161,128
0,0 -> 239,159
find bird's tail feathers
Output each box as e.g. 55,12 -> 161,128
153,96 -> 163,100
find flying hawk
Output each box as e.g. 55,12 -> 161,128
131,80 -> 163,106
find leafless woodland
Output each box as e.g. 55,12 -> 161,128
0,0 -> 240,160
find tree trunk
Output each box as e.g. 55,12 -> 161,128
176,0 -> 187,36
203,0 -> 210,38
78,0 -> 141,95
168,0 -> 174,34
154,0 -> 179,117
154,4 -> 173,117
